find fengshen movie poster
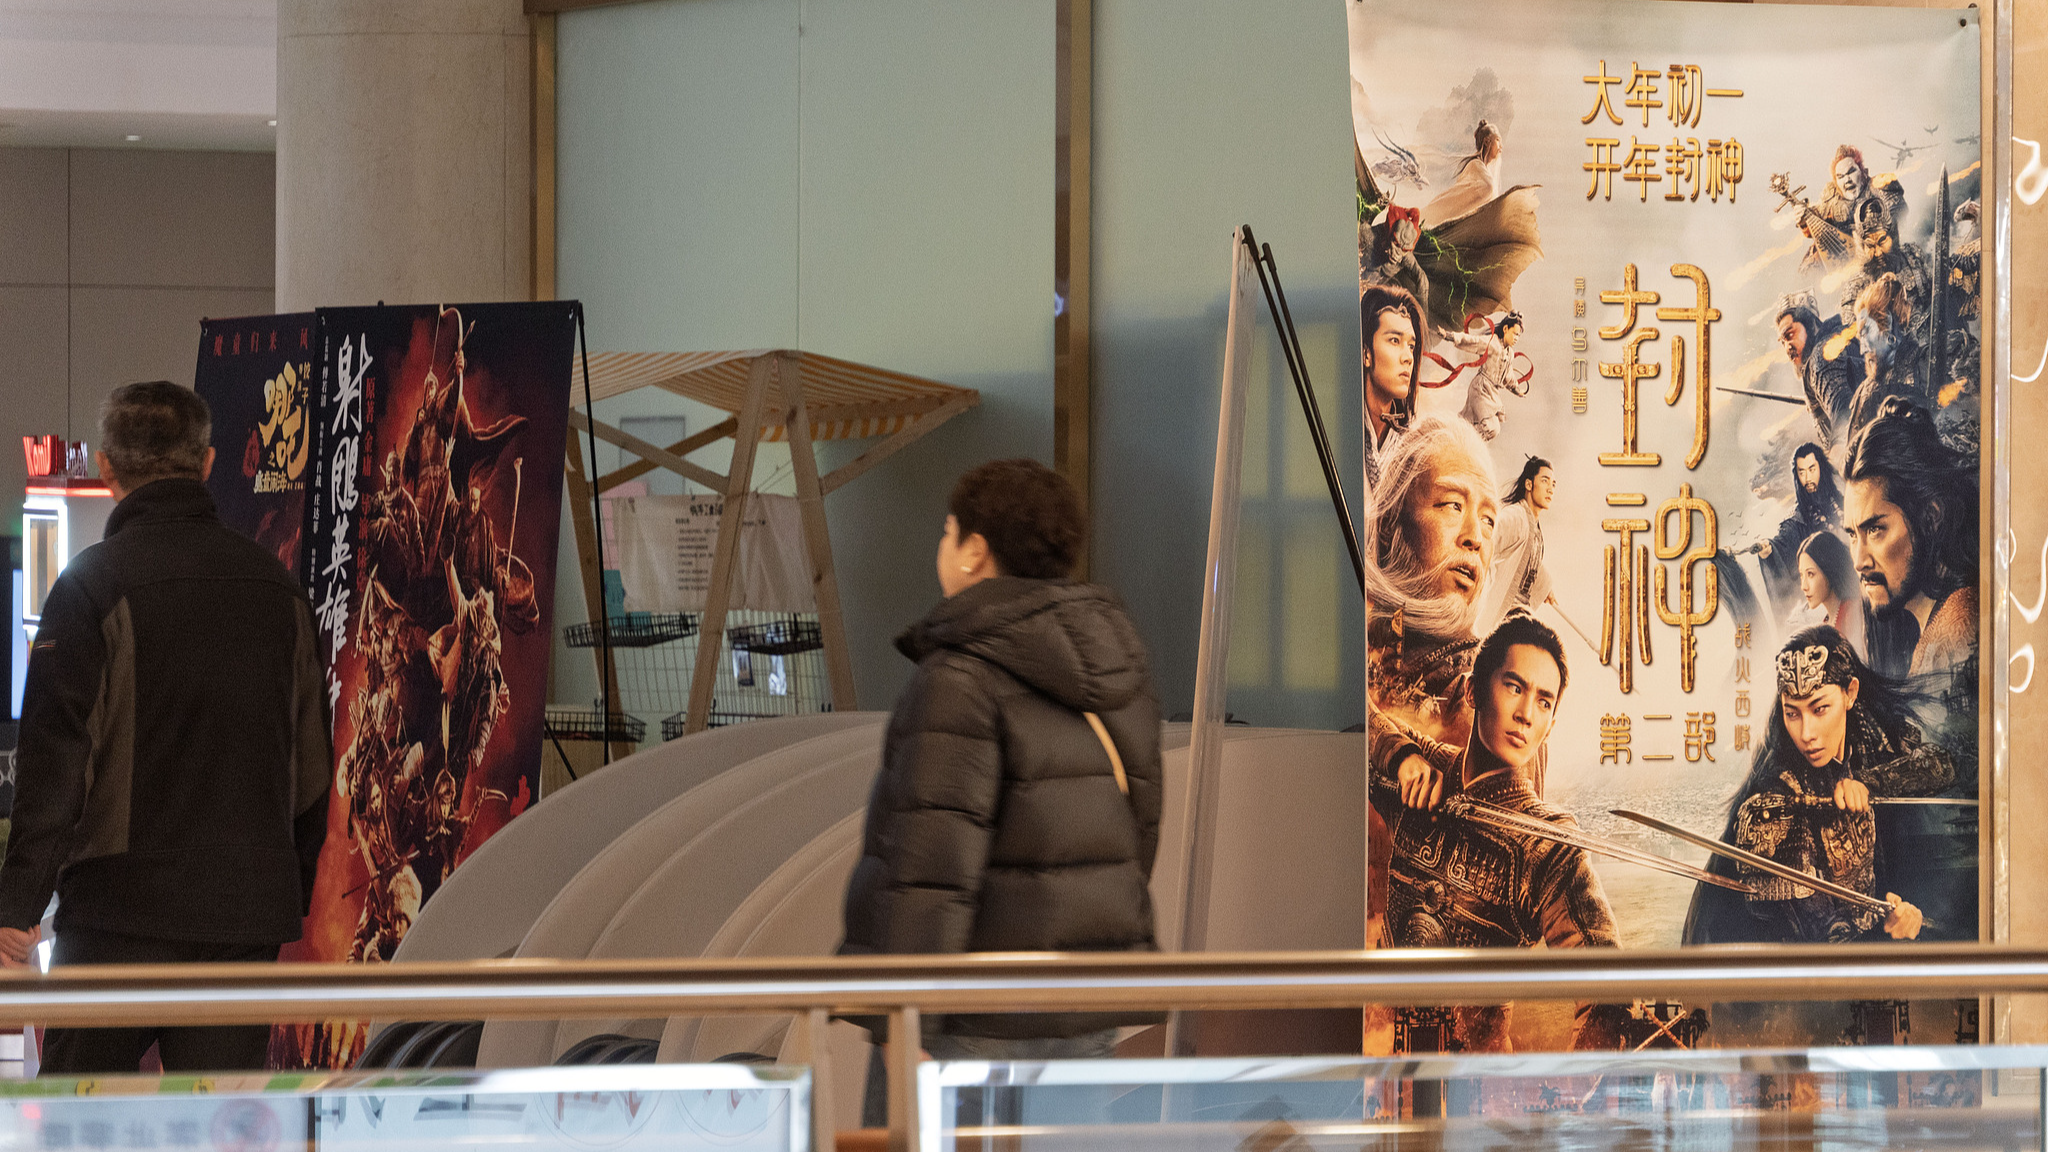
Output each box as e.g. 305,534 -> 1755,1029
1352,0 -> 1983,1072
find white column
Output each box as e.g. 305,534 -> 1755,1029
276,0 -> 533,312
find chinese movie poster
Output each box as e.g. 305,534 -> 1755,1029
1353,0 -> 1983,1091
193,313 -> 320,579
275,302 -> 575,1069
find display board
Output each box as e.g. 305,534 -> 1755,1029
1352,0 -> 1983,1064
194,314 -> 320,578
612,492 -> 815,614
273,303 -> 575,1069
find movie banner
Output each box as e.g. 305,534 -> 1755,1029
277,302 -> 575,1069
193,314 -> 320,578
1352,0 -> 1983,1072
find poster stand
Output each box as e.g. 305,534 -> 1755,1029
1169,228 -> 1372,1060
563,349 -> 980,738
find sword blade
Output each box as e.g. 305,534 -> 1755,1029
1609,809 -> 1894,914
1713,385 -> 1807,403
1544,602 -> 1602,658
1446,798 -> 1760,895
1872,796 -> 1979,806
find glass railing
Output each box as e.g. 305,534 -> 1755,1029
923,1047 -> 2042,1151
0,1066 -> 809,1152
3,947 -> 2048,1150
0,1048 -> 2035,1152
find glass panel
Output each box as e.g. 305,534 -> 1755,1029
0,1066 -> 807,1152
923,1047 -> 2042,1151
23,515 -> 59,622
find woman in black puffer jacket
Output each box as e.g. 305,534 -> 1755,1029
841,459 -> 1162,1103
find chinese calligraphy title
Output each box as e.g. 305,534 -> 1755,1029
1584,62 -> 1744,202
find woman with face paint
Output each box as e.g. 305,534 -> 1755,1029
1680,626 -> 1953,945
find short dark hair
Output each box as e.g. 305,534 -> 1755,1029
100,381 -> 211,485
948,458 -> 1084,579
1469,608 -> 1568,703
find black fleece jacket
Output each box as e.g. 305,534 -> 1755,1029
0,479 -> 332,943
840,576 -> 1163,1038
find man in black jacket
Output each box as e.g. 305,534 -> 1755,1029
0,382 -> 332,1074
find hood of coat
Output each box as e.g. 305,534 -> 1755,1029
896,577 -> 1149,713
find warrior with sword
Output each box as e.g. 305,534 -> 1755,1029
1664,625 -> 1954,945
1371,610 -> 1759,1051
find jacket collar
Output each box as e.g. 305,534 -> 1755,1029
105,477 -> 220,539
894,576 -> 1149,713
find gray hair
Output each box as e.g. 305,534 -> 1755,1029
1365,413 -> 1497,639
100,381 -> 211,485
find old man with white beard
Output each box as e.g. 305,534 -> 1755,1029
1365,414 -> 1501,755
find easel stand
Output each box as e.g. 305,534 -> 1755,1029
564,349 -> 980,737
1168,227 -> 1366,1063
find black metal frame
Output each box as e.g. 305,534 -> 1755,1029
1238,226 -> 1366,594
571,303 -> 619,763
564,613 -> 699,649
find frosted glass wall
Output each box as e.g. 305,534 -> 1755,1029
554,0 -> 1361,729
1092,0 -> 1362,729
554,0 -> 1054,715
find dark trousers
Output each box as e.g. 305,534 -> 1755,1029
41,927 -> 279,1075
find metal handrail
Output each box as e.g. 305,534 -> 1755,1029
0,943 -> 2037,1027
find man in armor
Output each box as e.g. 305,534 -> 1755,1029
1838,196 -> 1929,334
1796,145 -> 1903,276
1774,293 -> 1866,450
1369,611 -> 1624,1051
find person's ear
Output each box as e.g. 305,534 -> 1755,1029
1843,676 -> 1861,711
200,446 -> 216,483
963,531 -> 995,576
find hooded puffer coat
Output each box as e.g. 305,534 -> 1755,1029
839,576 -> 1163,1039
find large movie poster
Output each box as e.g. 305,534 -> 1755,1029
193,314 -> 320,579
1353,0 -> 1983,1069
277,303 -> 575,1069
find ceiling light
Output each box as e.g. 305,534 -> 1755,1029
267,119 -> 277,127
124,134 -> 141,142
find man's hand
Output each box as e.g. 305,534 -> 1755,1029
1396,752 -> 1445,811
1756,540 -> 1773,560
0,926 -> 41,969
1833,777 -> 1872,813
1882,893 -> 1923,940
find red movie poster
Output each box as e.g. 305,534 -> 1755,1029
274,303 -> 574,1069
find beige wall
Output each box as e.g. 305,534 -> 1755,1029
275,0 -> 531,312
0,147 -> 275,534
